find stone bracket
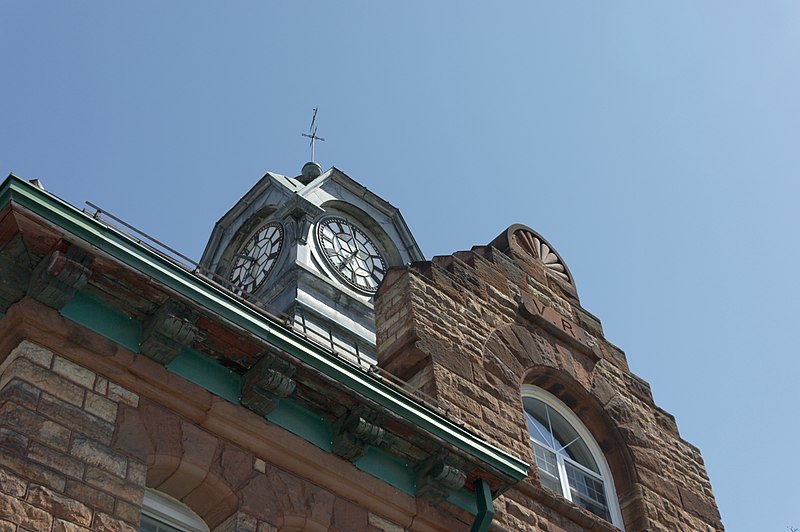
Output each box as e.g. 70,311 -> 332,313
140,301 -> 199,364
331,408 -> 385,462
416,451 -> 467,505
27,247 -> 92,310
276,195 -> 324,245
241,353 -> 296,416
0,253 -> 31,313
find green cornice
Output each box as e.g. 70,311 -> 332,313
0,174 -> 530,483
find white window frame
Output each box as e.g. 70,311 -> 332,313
522,385 -> 625,529
140,489 -> 209,532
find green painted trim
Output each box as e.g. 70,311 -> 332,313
0,174 -> 529,482
52,285 -> 488,511
450,486 -> 479,515
355,447 -> 416,495
167,348 -> 241,403
470,479 -> 495,532
266,400 -> 332,452
61,291 -> 142,352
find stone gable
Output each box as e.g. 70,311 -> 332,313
375,225 -> 722,531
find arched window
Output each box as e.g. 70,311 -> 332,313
139,489 -> 209,532
522,385 -> 624,528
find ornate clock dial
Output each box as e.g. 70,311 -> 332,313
228,221 -> 284,294
316,216 -> 387,293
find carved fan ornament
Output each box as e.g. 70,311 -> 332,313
513,228 -> 573,285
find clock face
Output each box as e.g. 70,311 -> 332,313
316,216 -> 387,293
228,221 -> 284,294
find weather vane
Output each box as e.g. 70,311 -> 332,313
301,107 -> 325,162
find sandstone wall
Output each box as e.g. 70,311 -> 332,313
375,239 -> 722,531
0,340 -> 417,532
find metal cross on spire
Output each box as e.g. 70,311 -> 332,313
301,107 -> 325,162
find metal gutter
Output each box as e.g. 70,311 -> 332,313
470,479 -> 495,532
0,174 -> 530,483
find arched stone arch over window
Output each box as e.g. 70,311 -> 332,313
114,399 -> 240,528
522,385 -> 624,528
480,323 -> 639,526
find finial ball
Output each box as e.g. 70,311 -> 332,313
300,161 -> 322,183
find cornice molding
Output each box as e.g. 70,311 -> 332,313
0,174 -> 530,489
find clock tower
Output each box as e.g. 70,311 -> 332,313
199,162 -> 423,367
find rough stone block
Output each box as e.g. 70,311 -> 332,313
0,427 -> 29,455
3,357 -> 85,407
0,402 -> 71,451
11,341 -> 54,368
94,377 -> 108,395
52,357 -> 96,389
84,466 -> 143,505
38,394 -> 114,445
84,392 -> 118,423
64,479 -> 115,514
114,498 -> 141,526
0,467 -> 27,498
679,484 -> 722,526
27,484 -> 93,526
52,519 -> 91,532
126,461 -> 146,486
0,490 -> 53,530
92,512 -> 137,532
0,450 -> 66,492
0,378 -> 41,409
70,435 -> 128,479
28,442 -> 85,480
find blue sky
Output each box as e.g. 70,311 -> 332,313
3,3 -> 799,530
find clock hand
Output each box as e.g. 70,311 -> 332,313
235,253 -> 258,262
337,250 -> 358,271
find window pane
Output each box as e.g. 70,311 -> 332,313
523,397 -> 599,474
522,387 -> 621,528
532,442 -> 563,494
525,410 -> 559,449
565,461 -> 610,521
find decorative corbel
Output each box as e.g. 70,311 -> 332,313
140,301 -> 199,364
240,353 -> 296,416
416,451 -> 467,505
331,409 -> 385,462
0,253 -> 30,313
276,195 -> 324,245
27,247 -> 92,310
288,208 -> 315,245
